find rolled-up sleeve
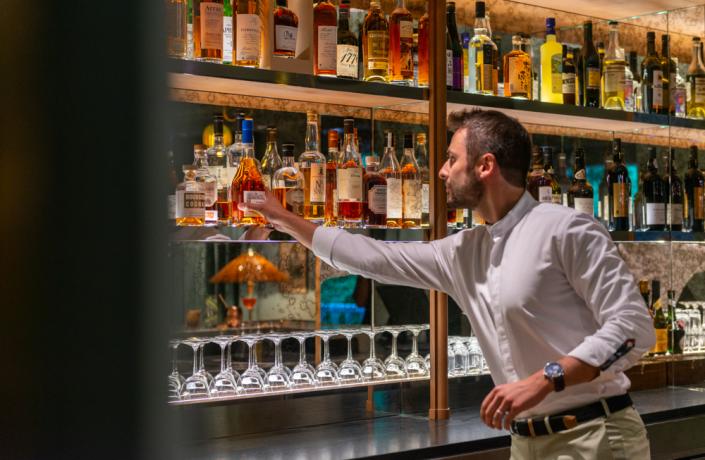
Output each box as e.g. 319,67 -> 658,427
557,214 -> 656,373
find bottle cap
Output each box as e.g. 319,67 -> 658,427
404,133 -> 413,149
694,36 -> 701,43
545,17 -> 555,34
242,119 -> 254,143
339,0 -> 350,8
647,31 -> 656,40
475,1 -> 485,17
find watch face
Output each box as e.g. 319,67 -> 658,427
545,362 -> 563,377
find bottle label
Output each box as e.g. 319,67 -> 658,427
402,178 -> 422,219
604,67 -> 624,94
368,184 -> 387,215
446,50 -> 453,86
337,44 -> 359,78
575,168 -> 586,180
587,67 -> 600,89
654,328 -> 668,354
309,164 -> 326,203
422,183 -> 430,213
646,202 -> 666,225
508,56 -> 531,96
200,2 -> 224,50
386,177 -> 402,218
538,186 -> 552,203
695,76 -> 705,103
337,167 -> 363,201
367,31 -> 389,69
205,209 -> 218,223
573,197 -> 594,216
176,190 -> 206,218
551,193 -> 562,204
317,25 -> 337,71
667,203 -> 683,225
400,20 -> 413,39
652,70 -> 664,107
242,190 -> 266,218
235,14 -> 261,62
551,54 -> 562,93
482,62 -> 493,91
695,187 -> 705,219
612,183 -> 628,218
223,15 -> 233,62
562,72 -> 576,95
202,179 -> 218,206
275,25 -> 297,52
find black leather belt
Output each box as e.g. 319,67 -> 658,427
510,393 -> 633,437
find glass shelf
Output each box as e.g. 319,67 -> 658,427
611,231 -> 705,243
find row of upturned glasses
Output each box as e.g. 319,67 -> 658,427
169,325 -> 443,400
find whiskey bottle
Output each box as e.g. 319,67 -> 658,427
400,133 -> 422,228
364,156 -> 387,227
313,0 -> 337,76
415,133 -> 430,227
602,21 -> 626,110
389,0 -> 413,85
607,138 -> 630,231
667,290 -> 685,354
481,43 -> 498,96
233,0 -> 262,68
336,0 -> 358,80
446,1 -> 463,92
687,37 -> 705,119
561,45 -> 576,105
193,144 -> 219,224
468,1 -> 497,95
642,31 -> 665,114
193,0 -> 224,62
643,147 -> 666,231
176,165 -> 206,226
664,150 -> 684,232
650,280 -> 668,356
166,0 -> 188,58
273,151 -> 305,216
363,1 -> 389,82
273,0 -> 299,58
379,131 -> 402,228
685,145 -> 705,232
541,146 -> 562,204
639,279 -> 652,316
661,34 -> 676,115
205,115 -> 234,224
231,119 -> 267,225
417,7 -> 429,88
567,148 -> 594,216
299,111 -> 326,222
504,34 -> 532,100
260,127 -> 283,190
581,21 -> 600,107
527,146 -> 553,203
540,17 -> 563,104
337,119 -> 363,226
223,0 -> 233,63
629,51 -> 641,112
324,130 -> 339,226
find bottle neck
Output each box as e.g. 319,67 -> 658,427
584,26 -> 593,49
305,121 -> 319,152
473,17 -> 489,37
647,38 -> 656,56
282,156 -> 295,167
214,134 -> 224,146
607,29 -> 620,57
339,8 -> 350,29
692,43 -> 704,68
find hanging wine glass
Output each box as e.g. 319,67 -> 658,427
179,337 -> 211,399
314,330 -> 340,386
291,332 -> 317,388
382,326 -> 407,379
168,339 -> 185,400
211,336 -> 240,396
361,328 -> 386,381
197,338 -> 215,387
338,328 -> 363,383
265,333 -> 291,391
237,335 -> 267,393
404,325 -> 429,378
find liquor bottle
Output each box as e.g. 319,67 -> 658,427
389,0 -> 413,85
667,290 -> 685,355
685,145 -> 705,232
581,21 -> 600,107
556,151 -> 571,205
642,32 -> 665,114
687,37 -> 705,119
336,0 -> 358,80
299,111 -> 326,222
362,2 -> 389,82
400,133 -> 422,227
623,50 -> 635,112
598,149 -> 614,226
481,43 -> 499,96
468,1 -> 497,95
227,113 -> 245,170
416,132 -> 430,227
187,0 -> 194,59
660,34 -> 676,115
324,130 -> 339,226
462,32 -> 471,91
166,0 -> 188,58
650,280 -> 668,356
205,115 -> 234,224
260,127 -> 283,190
607,138 -> 630,231
639,279 -> 652,316
493,34 -> 504,89
364,156 -> 387,227
446,2 -> 463,92
193,144 -> 219,224
231,119 -> 267,225
527,146 -> 553,203
337,119 -> 363,226
379,131 -> 402,228
567,148 -> 594,216
273,151 -> 305,216
540,18 -> 563,104
176,165 -> 206,226
561,44 -> 576,105
503,34 -> 531,100
601,21 -> 626,110
273,0 -> 298,58
597,41 -> 605,69
643,147 -> 666,231
672,58 -> 687,118
313,0 -> 337,76
417,8 -> 429,87
233,0 -> 262,68
541,147 -> 562,204
629,51 -> 641,112
664,150 -> 684,232
193,0 -> 224,62
223,0 -> 233,63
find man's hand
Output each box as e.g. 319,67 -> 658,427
237,191 -> 288,230
480,372 -> 552,430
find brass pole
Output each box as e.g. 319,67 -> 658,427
428,0 -> 449,421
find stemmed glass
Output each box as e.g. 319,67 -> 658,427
338,328 -> 363,383
198,339 -> 215,387
265,333 -> 291,391
361,328 -> 386,381
314,330 -> 340,386
450,337 -> 469,376
404,325 -> 429,378
383,326 -> 407,379
466,336 -> 483,375
211,336 -> 240,396
290,332 -> 317,388
168,339 -> 185,400
237,334 -> 267,393
179,337 -> 211,399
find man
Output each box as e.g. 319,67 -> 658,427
242,109 -> 655,459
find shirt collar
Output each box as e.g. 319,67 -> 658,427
487,191 -> 537,239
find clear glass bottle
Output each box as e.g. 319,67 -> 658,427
415,132 -> 430,227
193,144 -> 219,224
337,119 -> 364,226
324,130 -> 339,226
540,17 -> 563,104
446,1 -> 463,92
602,21 -> 627,110
623,49 -> 635,112
687,37 -> 705,119
260,127 -> 283,191
227,112 -> 245,171
362,1 -> 389,82
231,119 -> 267,226
364,156 -> 387,227
400,133 -> 422,227
504,34 -> 532,100
205,115 -> 234,224
273,0 -> 298,58
629,51 -> 642,112
379,131 -> 402,228
176,165 -> 206,226
193,0 -> 224,62
166,0 -> 188,58
468,1 -> 497,95
313,0 -> 337,76
233,0 -> 262,68
273,152 -> 305,217
389,0 -> 413,85
336,0 -> 358,80
299,111 -> 326,222
672,58 -> 687,118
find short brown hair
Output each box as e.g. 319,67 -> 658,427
448,109 -> 532,187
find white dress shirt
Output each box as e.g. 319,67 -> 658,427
312,191 -> 656,417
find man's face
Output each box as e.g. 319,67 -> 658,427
438,128 -> 484,209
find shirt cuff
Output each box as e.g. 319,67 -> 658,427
312,226 -> 344,268
567,338 -> 606,369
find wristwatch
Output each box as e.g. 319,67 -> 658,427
543,362 -> 566,392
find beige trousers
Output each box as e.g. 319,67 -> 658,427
510,406 -> 651,460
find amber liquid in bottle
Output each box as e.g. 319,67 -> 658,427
232,158 -> 267,225
313,0 -> 338,76
389,0 -> 413,84
337,120 -> 364,226
233,0 -> 261,68
363,2 -> 390,82
273,0 -> 299,58
193,0 -> 224,62
364,161 -> 387,227
324,131 -> 339,226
